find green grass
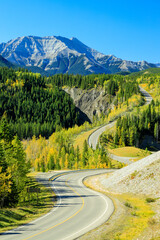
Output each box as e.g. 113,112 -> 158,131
0,175 -> 55,233
108,146 -> 150,159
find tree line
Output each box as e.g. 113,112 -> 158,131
24,122 -> 116,173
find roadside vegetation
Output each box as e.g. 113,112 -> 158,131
23,122 -> 111,171
0,174 -> 54,233
82,176 -> 155,240
0,116 -> 55,232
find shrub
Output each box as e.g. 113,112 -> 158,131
124,201 -> 132,208
146,198 -> 156,203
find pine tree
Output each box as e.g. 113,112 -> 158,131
82,140 -> 88,167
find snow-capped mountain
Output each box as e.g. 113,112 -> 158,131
156,63 -> 160,68
0,36 -> 156,75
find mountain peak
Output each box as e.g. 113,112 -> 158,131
0,35 -> 157,75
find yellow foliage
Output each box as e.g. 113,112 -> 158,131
0,167 -> 12,207
115,194 -> 154,240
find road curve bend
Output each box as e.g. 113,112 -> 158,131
1,170 -> 114,240
88,86 -> 153,164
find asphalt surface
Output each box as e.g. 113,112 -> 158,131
88,122 -> 115,150
139,86 -> 153,105
1,170 -> 114,240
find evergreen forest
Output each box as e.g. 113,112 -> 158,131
0,67 -> 141,139
0,68 -> 78,139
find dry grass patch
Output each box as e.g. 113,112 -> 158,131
108,146 -> 150,159
73,127 -> 99,152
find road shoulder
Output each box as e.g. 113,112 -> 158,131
79,173 -> 156,240
78,174 -> 127,240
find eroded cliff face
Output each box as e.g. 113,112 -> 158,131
63,87 -> 111,122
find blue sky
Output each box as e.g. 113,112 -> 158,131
1,0 -> 160,63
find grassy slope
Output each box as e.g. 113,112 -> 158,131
0,174 -> 55,233
73,127 -> 99,152
108,146 -> 150,158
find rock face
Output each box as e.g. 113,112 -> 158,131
0,36 -> 156,75
64,87 -> 110,122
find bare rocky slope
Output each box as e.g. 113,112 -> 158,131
64,87 -> 112,122
101,151 -> 160,197
0,36 -> 156,75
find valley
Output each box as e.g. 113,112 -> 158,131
0,49 -> 160,240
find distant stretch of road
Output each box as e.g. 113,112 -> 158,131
88,121 -> 115,150
1,170 -> 114,240
139,86 -> 152,105
88,86 -> 153,164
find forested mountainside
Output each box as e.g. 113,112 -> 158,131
0,67 -> 143,139
60,73 -> 142,121
1,66 -> 160,179
0,55 -> 14,68
0,68 -> 78,139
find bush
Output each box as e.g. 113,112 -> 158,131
146,198 -> 156,203
124,201 -> 132,208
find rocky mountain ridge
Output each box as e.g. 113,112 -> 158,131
0,36 -> 156,75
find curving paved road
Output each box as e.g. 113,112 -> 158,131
1,170 -> 114,240
139,86 -> 152,105
88,122 -> 115,150
88,86 -> 153,164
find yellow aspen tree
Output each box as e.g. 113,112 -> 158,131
0,167 -> 12,208
64,153 -> 69,169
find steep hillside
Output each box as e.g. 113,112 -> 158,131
0,55 -> 14,68
64,87 -> 111,121
0,67 -> 79,139
0,36 -> 156,75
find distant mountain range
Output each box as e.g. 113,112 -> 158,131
0,36 -> 157,75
